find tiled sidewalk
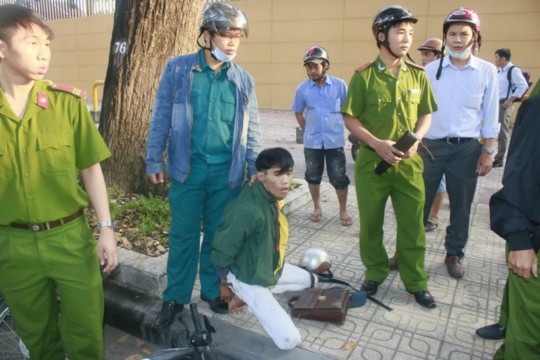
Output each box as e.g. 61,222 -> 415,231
0,109 -> 507,359
189,110 -> 506,359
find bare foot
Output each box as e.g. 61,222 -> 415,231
228,295 -> 246,314
310,208 -> 323,222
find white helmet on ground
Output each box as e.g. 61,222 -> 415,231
299,248 -> 332,274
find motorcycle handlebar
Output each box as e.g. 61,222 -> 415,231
190,303 -> 203,332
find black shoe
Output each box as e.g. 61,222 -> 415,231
492,159 -> 504,168
408,290 -> 436,309
476,323 -> 506,340
202,296 -> 229,314
360,280 -> 380,297
154,300 -> 184,329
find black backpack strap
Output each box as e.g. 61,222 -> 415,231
506,65 -> 516,100
313,269 -> 359,291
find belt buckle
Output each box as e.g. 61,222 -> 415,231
30,223 -> 51,231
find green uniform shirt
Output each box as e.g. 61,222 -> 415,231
191,49 -> 236,165
341,56 -> 437,143
0,81 -> 111,225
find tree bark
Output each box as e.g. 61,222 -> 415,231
100,0 -> 203,195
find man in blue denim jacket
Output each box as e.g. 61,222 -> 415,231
145,3 -> 261,328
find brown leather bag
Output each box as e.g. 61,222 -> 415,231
288,287 -> 350,325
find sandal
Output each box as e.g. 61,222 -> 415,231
425,219 -> 438,232
340,214 -> 352,226
310,209 -> 323,222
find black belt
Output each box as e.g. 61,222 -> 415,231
10,210 -> 83,231
432,137 -> 476,145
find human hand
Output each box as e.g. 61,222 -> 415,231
477,152 -> 493,176
508,249 -> 538,281
220,283 -> 235,303
402,141 -> 420,159
97,228 -> 118,273
373,140 -> 404,164
249,174 -> 257,186
147,173 -> 164,184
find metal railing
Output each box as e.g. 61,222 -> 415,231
0,0 -> 247,20
0,0 -> 114,19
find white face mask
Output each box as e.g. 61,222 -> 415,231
212,46 -> 236,63
446,44 -> 473,60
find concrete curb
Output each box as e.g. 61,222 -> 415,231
103,180 -> 336,359
104,282 -> 335,360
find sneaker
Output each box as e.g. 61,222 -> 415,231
154,300 -> 184,329
492,159 -> 504,168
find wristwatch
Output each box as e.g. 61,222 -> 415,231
483,147 -> 495,155
97,219 -> 116,230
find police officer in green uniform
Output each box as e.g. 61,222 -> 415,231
341,6 -> 437,309
0,5 -> 117,359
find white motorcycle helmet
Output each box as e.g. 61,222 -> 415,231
299,248 -> 332,274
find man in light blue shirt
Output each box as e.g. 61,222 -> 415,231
291,46 -> 351,226
492,48 -> 530,168
422,8 -> 499,279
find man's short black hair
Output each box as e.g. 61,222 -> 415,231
0,4 -> 54,45
495,48 -> 511,61
256,147 -> 294,174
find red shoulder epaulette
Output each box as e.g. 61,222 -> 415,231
354,61 -> 375,73
49,84 -> 86,99
405,61 -> 425,71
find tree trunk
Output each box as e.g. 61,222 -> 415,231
100,0 -> 203,195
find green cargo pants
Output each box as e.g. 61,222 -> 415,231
355,148 -> 429,292
494,247 -> 540,360
0,216 -> 104,360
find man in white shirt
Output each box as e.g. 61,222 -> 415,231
422,8 -> 499,279
492,48 -> 529,168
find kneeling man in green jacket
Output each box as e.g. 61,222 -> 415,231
211,147 -> 316,350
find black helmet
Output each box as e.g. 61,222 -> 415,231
200,3 -> 249,38
303,46 -> 329,65
372,5 -> 418,40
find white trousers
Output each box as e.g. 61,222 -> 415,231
227,263 -> 315,350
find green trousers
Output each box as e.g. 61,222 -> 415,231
494,248 -> 540,360
355,148 -> 429,291
0,217 -> 104,360
499,280 -> 508,326
164,161 -> 241,303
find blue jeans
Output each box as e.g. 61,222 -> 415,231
304,147 -> 350,189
